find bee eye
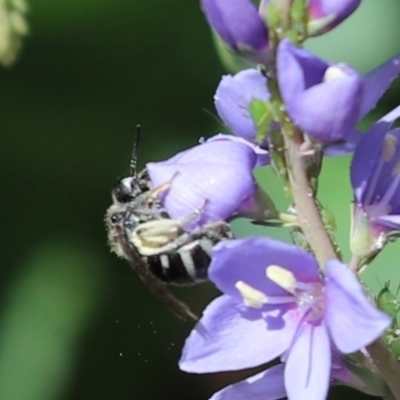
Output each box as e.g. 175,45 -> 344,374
112,178 -> 134,203
110,214 -> 119,224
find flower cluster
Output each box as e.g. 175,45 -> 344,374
180,238 -> 390,400
135,1 -> 400,400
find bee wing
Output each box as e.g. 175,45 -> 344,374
117,227 -> 198,322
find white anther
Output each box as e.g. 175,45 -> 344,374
235,280 -> 268,308
266,265 -> 296,294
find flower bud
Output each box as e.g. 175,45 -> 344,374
201,0 -> 270,64
307,0 -> 361,36
349,203 -> 387,261
277,39 -> 362,144
260,0 -> 360,37
214,68 -> 271,146
277,40 -> 400,149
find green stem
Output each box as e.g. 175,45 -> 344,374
284,131 -> 337,266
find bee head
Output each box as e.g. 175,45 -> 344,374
112,176 -> 144,203
111,125 -> 146,204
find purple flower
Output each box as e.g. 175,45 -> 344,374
277,39 -> 400,146
350,106 -> 400,258
179,238 -> 390,400
307,0 -> 362,35
146,136 -> 273,228
209,353 -> 390,400
209,364 -> 286,400
201,0 -> 269,64
214,68 -> 270,146
206,133 -> 270,166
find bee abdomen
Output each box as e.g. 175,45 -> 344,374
147,240 -> 212,284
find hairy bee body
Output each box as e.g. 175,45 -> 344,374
140,220 -> 232,284
106,152 -> 233,320
106,175 -> 232,285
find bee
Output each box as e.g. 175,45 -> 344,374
105,127 -> 233,320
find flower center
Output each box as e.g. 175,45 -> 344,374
296,282 -> 325,322
266,265 -> 325,323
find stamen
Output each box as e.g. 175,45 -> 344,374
266,265 -> 296,294
364,158 -> 385,207
368,134 -> 400,212
381,134 -> 397,162
235,281 -> 268,308
393,159 -> 400,176
359,134 -> 400,208
377,172 -> 400,212
375,139 -> 400,211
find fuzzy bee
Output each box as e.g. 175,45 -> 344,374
105,127 -> 233,320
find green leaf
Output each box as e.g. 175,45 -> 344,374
248,98 -> 272,143
377,282 -> 399,325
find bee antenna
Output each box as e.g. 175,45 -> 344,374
130,125 -> 141,178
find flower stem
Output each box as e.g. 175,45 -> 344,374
284,131 -> 337,266
267,71 -> 337,266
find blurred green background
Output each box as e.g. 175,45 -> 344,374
0,1 -> 400,399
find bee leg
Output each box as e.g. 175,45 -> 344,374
132,201 -> 211,256
133,219 -> 185,251
177,199 -> 210,227
117,226 -> 198,321
202,220 -> 234,240
146,171 -> 181,205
